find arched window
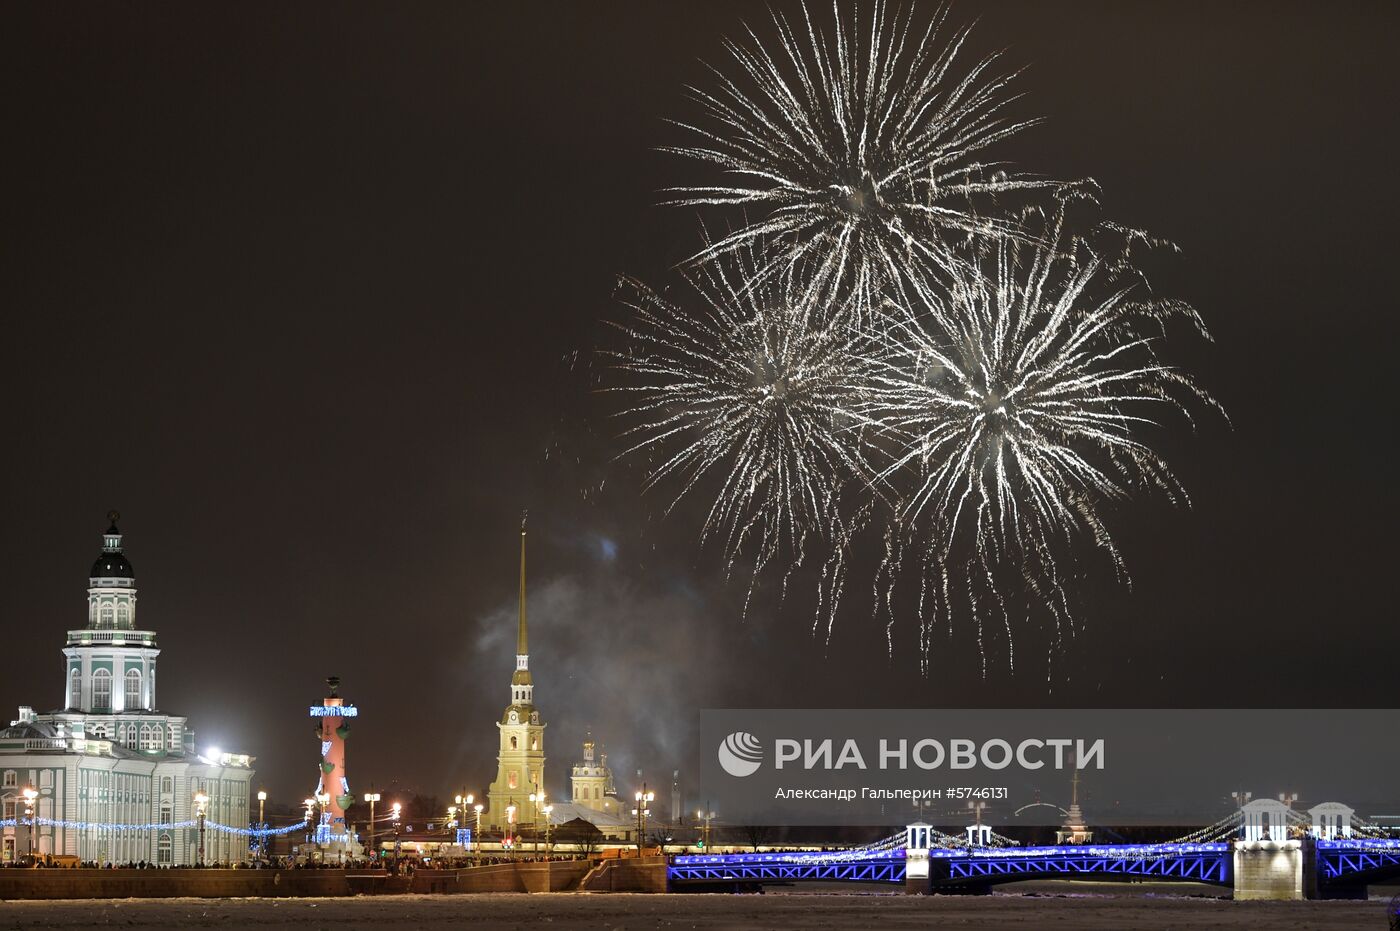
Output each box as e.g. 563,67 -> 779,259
69,669 -> 81,708
510,736 -> 518,750
160,776 -> 173,794
99,605 -> 114,627
125,670 -> 142,710
92,669 -> 112,710
157,833 -> 172,864
117,604 -> 130,627
141,725 -> 162,752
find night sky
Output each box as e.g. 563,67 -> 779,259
2,1 -> 1395,809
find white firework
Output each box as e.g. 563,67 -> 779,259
664,0 -> 1063,291
865,208 -> 1220,674
607,251 -> 878,598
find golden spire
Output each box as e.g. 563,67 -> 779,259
517,511 -> 528,657
511,511 -> 533,691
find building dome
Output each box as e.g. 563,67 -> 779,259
90,552 -> 133,579
90,512 -> 134,579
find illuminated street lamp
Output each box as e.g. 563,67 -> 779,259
696,808 -> 715,852
452,792 -> 475,856
390,801 -> 402,872
315,792 -> 331,860
473,803 -> 484,862
21,787 -> 38,856
529,790 -> 546,853
967,801 -> 988,848
541,804 -> 553,852
256,791 -> 267,860
363,791 -> 381,861
506,804 -> 517,859
632,784 -> 655,856
194,791 -> 210,866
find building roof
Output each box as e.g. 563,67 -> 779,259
546,801 -> 634,830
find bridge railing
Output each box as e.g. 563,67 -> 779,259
1316,838 -> 1400,851
964,842 -> 1231,860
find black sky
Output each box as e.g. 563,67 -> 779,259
2,1 -> 1396,807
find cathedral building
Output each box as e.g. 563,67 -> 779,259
484,524 -> 545,831
0,515 -> 255,865
546,735 -> 634,838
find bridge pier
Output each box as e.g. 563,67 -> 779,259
1232,839 -> 1306,901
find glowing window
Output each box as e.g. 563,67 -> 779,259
92,669 -> 112,710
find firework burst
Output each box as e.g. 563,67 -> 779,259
606,3 -> 1220,676
607,251 -> 879,600
664,0 -> 1063,291
864,206 -> 1221,674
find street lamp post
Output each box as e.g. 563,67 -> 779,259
529,790 -> 546,854
473,804 -> 484,863
390,802 -> 402,873
506,804 -> 517,859
454,792 -> 474,858
256,791 -> 267,861
363,792 -> 381,863
303,797 -> 316,863
632,784 -> 654,857
696,808 -> 715,852
316,792 -> 331,861
194,792 -> 209,866
21,787 -> 37,858
541,805 -> 553,853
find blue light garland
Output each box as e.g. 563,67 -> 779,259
0,817 -> 309,836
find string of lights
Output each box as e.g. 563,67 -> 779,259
0,817 -> 309,837
1169,812 -> 1244,844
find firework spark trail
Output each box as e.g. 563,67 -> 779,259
862,205 -> 1221,672
663,0 -> 1064,293
606,249 -> 880,607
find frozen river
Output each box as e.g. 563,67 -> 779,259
0,888 -> 1394,930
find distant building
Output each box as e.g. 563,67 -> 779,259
485,525 -> 545,831
0,514 -> 254,864
546,736 -> 633,839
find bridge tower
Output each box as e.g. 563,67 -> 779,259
904,821 -> 932,895
1307,802 -> 1354,840
1241,798 -> 1292,842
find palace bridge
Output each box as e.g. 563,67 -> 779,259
669,802 -> 1400,900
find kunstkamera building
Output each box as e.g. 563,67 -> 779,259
0,515 -> 254,864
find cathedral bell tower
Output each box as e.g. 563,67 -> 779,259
486,518 -> 546,831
